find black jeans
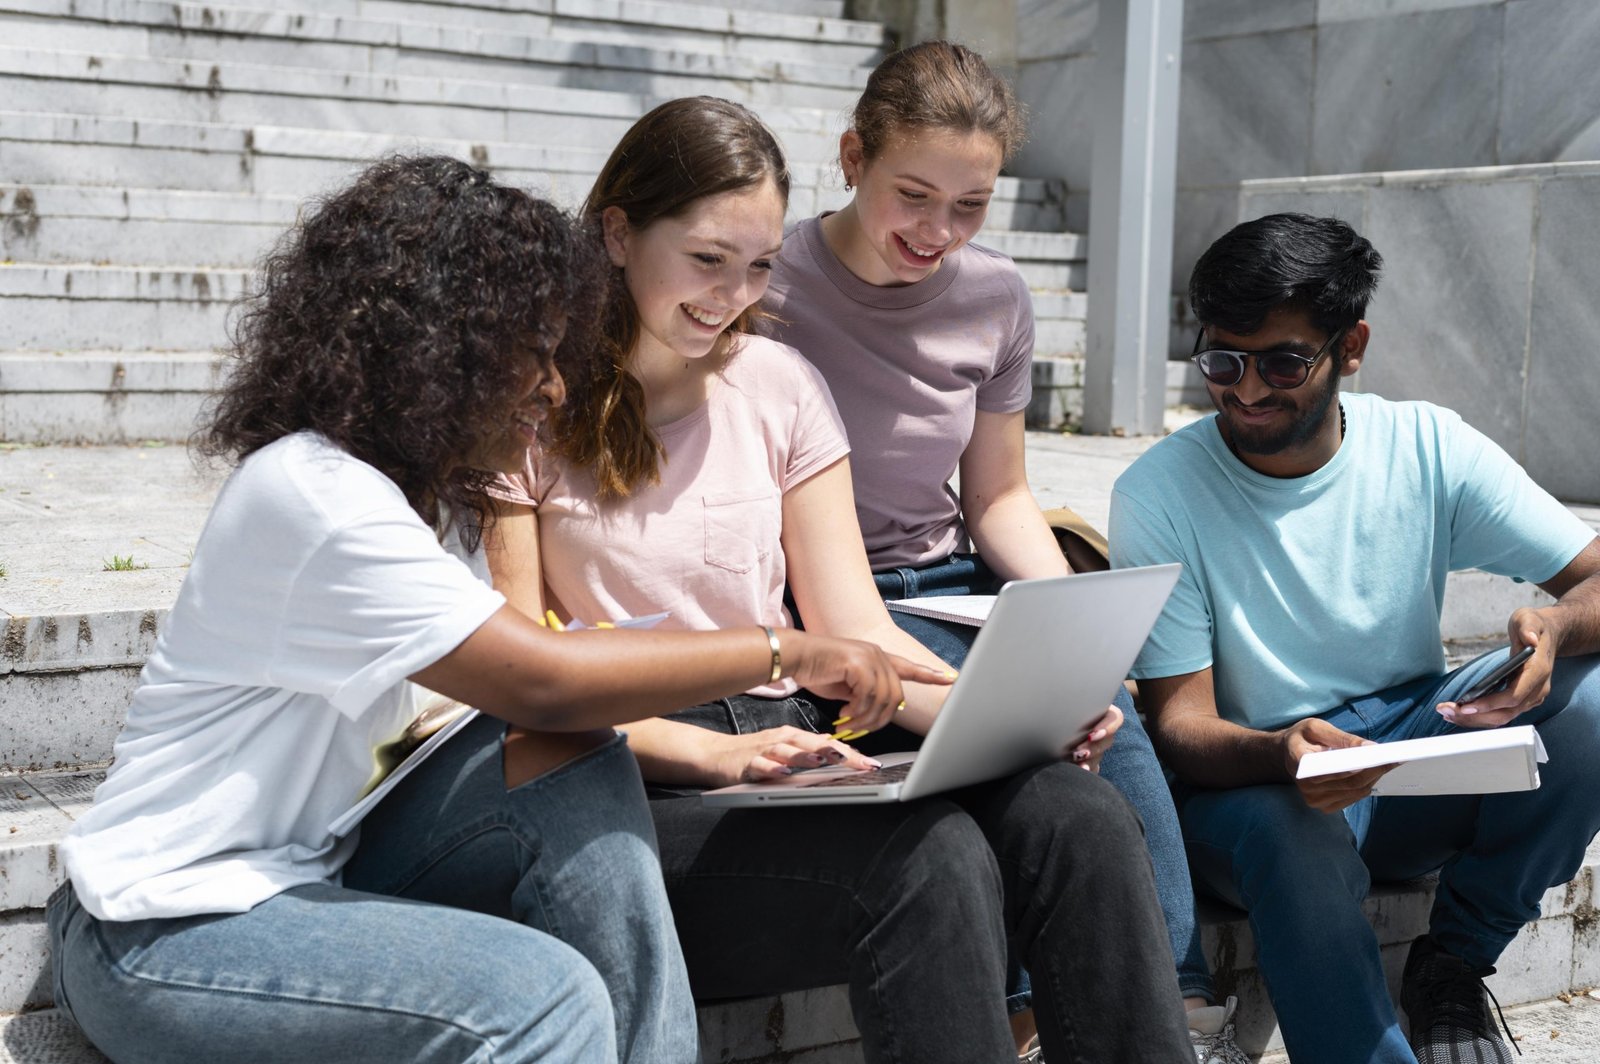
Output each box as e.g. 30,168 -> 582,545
649,694 -> 1193,1064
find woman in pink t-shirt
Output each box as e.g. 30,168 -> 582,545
761,42 -> 1241,1060
492,96 -> 1192,1064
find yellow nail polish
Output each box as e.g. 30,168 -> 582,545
595,621 -> 615,629
545,609 -> 566,632
832,716 -> 852,726
829,729 -> 850,740
842,729 -> 869,742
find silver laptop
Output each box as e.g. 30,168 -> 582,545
701,564 -> 1181,807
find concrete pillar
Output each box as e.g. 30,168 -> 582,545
1083,0 -> 1184,435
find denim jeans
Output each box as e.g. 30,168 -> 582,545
48,715 -> 697,1064
1175,650 -> 1600,1064
873,553 -> 1215,1005
650,693 -> 1193,1064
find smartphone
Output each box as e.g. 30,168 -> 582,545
1457,646 -> 1536,704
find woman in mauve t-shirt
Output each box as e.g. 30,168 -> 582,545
762,41 -> 1242,1060
493,96 -> 1193,1064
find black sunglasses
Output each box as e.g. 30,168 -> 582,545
1191,327 -> 1345,390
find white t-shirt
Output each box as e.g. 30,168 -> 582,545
61,433 -> 505,922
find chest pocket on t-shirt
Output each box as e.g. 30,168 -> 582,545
704,491 -> 779,575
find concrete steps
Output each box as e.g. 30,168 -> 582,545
0,264 -> 248,354
0,0 -> 1088,444
0,0 -> 880,108
0,114 -> 1069,226
0,186 -> 1084,280
0,188 -> 1082,440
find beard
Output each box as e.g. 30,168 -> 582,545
1218,367 -> 1341,458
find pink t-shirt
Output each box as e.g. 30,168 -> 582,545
503,335 -> 849,697
763,215 -> 1034,570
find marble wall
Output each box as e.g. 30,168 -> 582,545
1239,162 -> 1600,503
1011,0 -> 1600,289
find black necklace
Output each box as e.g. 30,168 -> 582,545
1340,401 -> 1346,440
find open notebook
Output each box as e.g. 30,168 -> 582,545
884,595 -> 995,627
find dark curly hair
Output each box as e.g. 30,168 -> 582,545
197,154 -> 608,550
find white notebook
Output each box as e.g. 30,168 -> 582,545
884,595 -> 996,627
1296,725 -> 1547,796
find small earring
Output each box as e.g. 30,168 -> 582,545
844,178 -> 854,192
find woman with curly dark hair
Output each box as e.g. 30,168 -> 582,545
45,154 -> 944,1064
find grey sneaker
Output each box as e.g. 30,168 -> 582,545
1017,1034 -> 1044,1063
1400,935 -> 1518,1063
1188,996 -> 1251,1064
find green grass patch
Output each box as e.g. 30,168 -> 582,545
102,555 -> 150,572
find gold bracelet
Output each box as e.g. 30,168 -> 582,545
762,626 -> 782,683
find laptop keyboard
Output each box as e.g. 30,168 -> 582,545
800,761 -> 913,789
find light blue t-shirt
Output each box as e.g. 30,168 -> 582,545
1109,392 -> 1594,731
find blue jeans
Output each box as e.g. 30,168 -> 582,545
1175,650 -> 1600,1064
873,553 -> 1215,1005
48,716 -> 697,1064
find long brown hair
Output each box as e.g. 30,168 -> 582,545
853,41 -> 1026,164
559,96 -> 790,498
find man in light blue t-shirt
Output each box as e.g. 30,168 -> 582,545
1110,213 -> 1600,1064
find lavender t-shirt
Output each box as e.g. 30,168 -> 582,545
764,215 -> 1034,570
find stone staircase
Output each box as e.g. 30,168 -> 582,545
0,0 -> 1095,445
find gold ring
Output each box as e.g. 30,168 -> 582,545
895,699 -> 907,713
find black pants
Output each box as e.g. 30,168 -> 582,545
650,694 -> 1193,1064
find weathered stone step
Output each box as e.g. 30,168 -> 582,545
1,0 -> 884,82
301,0 -> 887,67
0,263 -> 247,352
5,0 -> 885,67
0,184 -> 296,268
673,0 -> 844,17
982,230 -> 1088,292
0,176 -> 1071,268
0,44 -> 854,163
0,182 -> 1082,384
0,0 -> 872,110
0,351 -> 221,444
0,114 -> 1071,229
